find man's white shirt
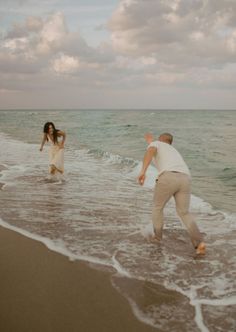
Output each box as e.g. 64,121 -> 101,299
148,141 -> 191,178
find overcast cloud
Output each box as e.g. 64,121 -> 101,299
0,0 -> 236,109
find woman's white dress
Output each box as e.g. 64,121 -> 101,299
48,136 -> 64,174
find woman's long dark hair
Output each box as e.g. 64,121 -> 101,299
43,122 -> 59,144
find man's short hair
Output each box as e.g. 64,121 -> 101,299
160,133 -> 173,144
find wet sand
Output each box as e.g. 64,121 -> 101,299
0,165 -> 6,189
0,226 -> 159,332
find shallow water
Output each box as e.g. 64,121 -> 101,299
0,110 -> 236,331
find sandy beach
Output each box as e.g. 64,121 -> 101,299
0,226 -> 159,332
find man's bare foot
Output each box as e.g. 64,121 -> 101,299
196,242 -> 206,255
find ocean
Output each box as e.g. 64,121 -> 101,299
0,109 -> 235,331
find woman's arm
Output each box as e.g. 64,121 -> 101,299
58,130 -> 66,148
39,133 -> 47,151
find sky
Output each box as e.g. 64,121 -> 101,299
0,0 -> 236,110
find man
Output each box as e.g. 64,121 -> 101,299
138,132 -> 206,255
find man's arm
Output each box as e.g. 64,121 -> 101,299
138,147 -> 157,185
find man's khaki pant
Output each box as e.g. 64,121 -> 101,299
152,171 -> 202,248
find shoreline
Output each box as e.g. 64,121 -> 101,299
0,225 -> 159,332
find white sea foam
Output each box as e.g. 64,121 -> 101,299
112,253 -> 131,278
0,217 -> 114,269
189,286 -> 236,332
162,282 -> 236,332
191,195 -> 214,214
0,217 -> 75,258
129,163 -> 220,216
140,223 -> 155,238
190,287 -> 210,332
129,162 -> 158,189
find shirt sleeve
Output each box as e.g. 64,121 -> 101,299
147,141 -> 159,150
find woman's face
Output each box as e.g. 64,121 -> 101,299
48,124 -> 54,134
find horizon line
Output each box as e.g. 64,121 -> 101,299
0,108 -> 236,111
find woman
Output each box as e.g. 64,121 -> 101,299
40,122 -> 66,175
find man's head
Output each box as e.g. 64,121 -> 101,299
158,133 -> 173,145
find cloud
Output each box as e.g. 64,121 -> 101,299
36,12 -> 68,54
1,10 -> 113,66
2,12 -> 67,56
52,53 -> 80,74
108,0 -> 236,68
5,16 -> 43,39
1,12 -> 95,71
0,9 -> 117,99
1,1 -> 236,109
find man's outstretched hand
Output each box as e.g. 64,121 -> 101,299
144,133 -> 153,144
138,172 -> 146,185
